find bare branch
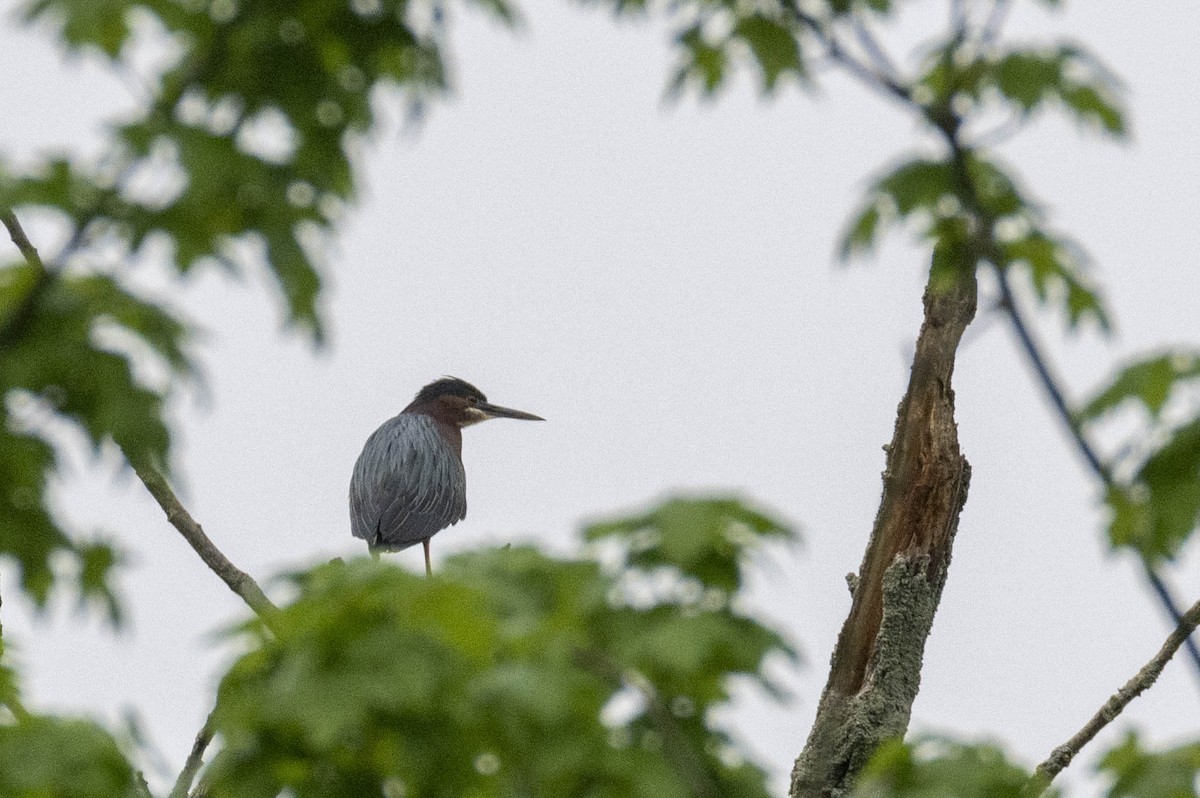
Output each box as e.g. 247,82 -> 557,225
1,210 -> 46,272
169,710 -> 215,798
979,0 -> 1012,46
851,14 -> 902,83
1025,594 -> 1200,796
0,209 -> 57,349
126,453 -> 279,624
782,2 -> 912,105
994,269 -> 1200,680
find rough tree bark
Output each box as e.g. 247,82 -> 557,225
790,268 -> 977,798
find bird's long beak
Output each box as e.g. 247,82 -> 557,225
476,401 -> 544,421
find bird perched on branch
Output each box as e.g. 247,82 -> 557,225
349,377 -> 543,574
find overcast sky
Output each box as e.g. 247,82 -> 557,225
2,0 -> 1199,793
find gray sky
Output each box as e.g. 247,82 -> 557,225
3,0 -> 1199,793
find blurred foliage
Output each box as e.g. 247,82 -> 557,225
0,715 -> 141,798
0,256 -> 183,613
1078,351 -> 1200,561
1099,733 -> 1200,798
0,596 -> 19,718
1,0 -> 1197,796
206,496 -> 796,798
840,150 -> 1110,329
18,0 -> 518,338
854,737 -> 1041,798
915,44 -> 1125,136
582,0 -> 1126,331
1,0 -> 516,614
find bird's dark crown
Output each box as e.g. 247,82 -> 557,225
409,377 -> 487,406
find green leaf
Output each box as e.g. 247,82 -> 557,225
840,202 -> 882,259
1061,83 -> 1126,136
0,159 -> 113,222
993,50 -> 1064,111
72,275 -> 194,373
916,44 -> 1126,138
1106,418 -> 1200,561
1099,732 -> 1200,798
209,512 -> 793,798
1000,229 -> 1110,331
670,25 -> 729,97
965,155 -> 1026,218
1,263 -> 183,614
838,158 -> 958,261
584,495 -> 796,593
0,426 -> 67,605
875,160 -> 957,216
0,715 -> 139,798
733,15 -> 803,92
76,539 -> 126,626
0,583 -> 23,716
856,737 -> 1036,798
1079,351 -> 1200,423
22,0 -> 134,59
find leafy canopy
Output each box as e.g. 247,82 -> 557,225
206,496 -> 797,798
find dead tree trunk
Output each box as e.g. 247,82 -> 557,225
790,269 -> 977,798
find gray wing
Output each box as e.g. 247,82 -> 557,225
348,414 -> 467,551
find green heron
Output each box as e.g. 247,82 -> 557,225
349,377 -> 543,574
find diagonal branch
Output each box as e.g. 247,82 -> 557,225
169,710 -> 215,798
126,456 -> 277,798
781,1 -> 912,105
1025,594 -> 1200,797
0,209 -> 58,349
994,268 -> 1200,681
126,452 -> 278,624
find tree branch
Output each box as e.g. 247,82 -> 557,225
169,710 -> 215,798
979,0 -> 1013,46
994,269 -> 1200,681
126,456 -> 278,797
125,452 -> 279,624
791,267 -> 976,797
1025,594 -> 1200,796
782,2 -> 912,105
0,209 -> 57,349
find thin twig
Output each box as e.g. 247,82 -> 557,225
851,14 -> 902,83
1,210 -> 46,271
782,2 -> 912,104
127,455 -> 278,798
948,0 -> 968,39
125,452 -> 279,624
0,209 -> 57,348
994,268 -> 1200,679
1025,595 -> 1200,797
994,270 -> 1106,477
979,0 -> 1012,46
169,710 -> 215,798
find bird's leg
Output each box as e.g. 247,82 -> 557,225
423,538 -> 432,577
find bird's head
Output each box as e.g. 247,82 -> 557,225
404,377 -> 544,428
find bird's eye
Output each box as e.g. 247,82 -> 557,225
468,396 -> 479,404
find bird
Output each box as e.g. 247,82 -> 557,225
349,377 -> 543,575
